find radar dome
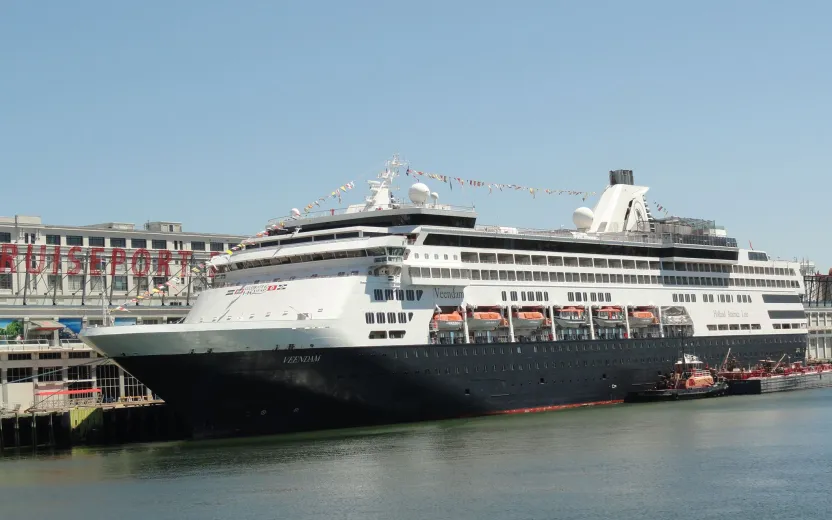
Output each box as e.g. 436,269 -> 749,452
573,207 -> 594,230
408,182 -> 430,204
290,208 -> 301,217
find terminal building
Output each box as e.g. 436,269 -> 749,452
0,214 -> 245,413
802,260 -> 832,362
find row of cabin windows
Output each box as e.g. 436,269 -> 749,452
365,311 -> 415,324
382,336 -> 799,364
501,290 -> 550,302
460,252 -> 794,277
386,341 -> 785,363
411,252 -> 459,261
373,289 -> 421,301
408,267 -> 798,289
227,247 -> 402,273
567,292 -> 612,303
774,323 -> 807,329
369,331 -> 407,339
706,324 -> 762,331
673,293 -> 697,303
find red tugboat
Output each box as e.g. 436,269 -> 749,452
624,354 -> 729,403
719,351 -> 832,395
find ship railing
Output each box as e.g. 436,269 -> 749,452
268,203 -> 476,226
474,226 -> 739,248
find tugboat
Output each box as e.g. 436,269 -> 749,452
624,353 -> 729,403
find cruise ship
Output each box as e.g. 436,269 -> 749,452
80,156 -> 808,438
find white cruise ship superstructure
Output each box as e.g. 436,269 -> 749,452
80,156 -> 808,438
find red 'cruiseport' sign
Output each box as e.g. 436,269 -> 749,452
0,245 -> 221,277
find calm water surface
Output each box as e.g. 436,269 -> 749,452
1,390 -> 830,520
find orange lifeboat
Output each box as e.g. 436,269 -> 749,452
466,311 -> 503,331
512,311 -> 546,329
433,312 -> 464,331
628,309 -> 656,328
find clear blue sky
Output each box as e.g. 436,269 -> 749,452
1,2 -> 829,268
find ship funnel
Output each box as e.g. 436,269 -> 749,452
609,169 -> 634,186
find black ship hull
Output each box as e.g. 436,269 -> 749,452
112,333 -> 805,439
623,381 -> 729,403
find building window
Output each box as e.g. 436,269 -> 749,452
89,236 -> 105,247
191,241 -> 206,251
152,276 -> 167,288
45,234 -> 61,245
67,275 -> 84,291
66,236 -> 83,246
113,276 -> 128,291
47,275 -> 62,292
0,273 -> 12,290
152,239 -> 167,250
134,277 -> 149,292
132,238 -> 147,249
110,237 -> 126,248
210,242 -> 225,252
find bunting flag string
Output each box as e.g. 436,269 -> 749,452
302,181 -> 356,213
405,168 -> 597,201
652,200 -> 670,217
110,261 -> 210,312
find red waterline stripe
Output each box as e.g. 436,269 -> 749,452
486,399 -> 624,416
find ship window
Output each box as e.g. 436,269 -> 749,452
575,293 -> 582,302
605,292 -> 611,301
406,289 -> 414,300
385,289 -> 393,300
376,312 -> 386,324
691,294 -> 696,302
388,312 -> 396,323
543,292 -> 548,301
502,291 -> 507,301
398,312 -> 407,323
528,291 -> 535,301
390,331 -> 406,339
567,292 -> 574,301
507,271 -> 516,281
369,331 -> 388,339
422,268 -> 432,278
452,269 -> 460,278
396,289 -> 404,300
590,293 -> 597,302
673,294 -> 678,302
521,292 -> 526,301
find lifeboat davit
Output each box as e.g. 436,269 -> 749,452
593,306 -> 625,327
512,311 -> 546,330
433,312 -> 464,331
553,306 -> 586,329
628,309 -> 657,328
466,311 -> 503,331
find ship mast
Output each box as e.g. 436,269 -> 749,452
362,154 -> 405,211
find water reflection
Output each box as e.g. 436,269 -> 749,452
0,389 -> 830,520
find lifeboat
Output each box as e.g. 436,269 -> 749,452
628,309 -> 657,328
432,312 -> 464,331
593,306 -> 625,327
466,311 -> 503,331
552,306 -> 586,328
511,311 -> 546,330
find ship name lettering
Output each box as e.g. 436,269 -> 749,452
283,355 -> 322,364
434,288 -> 464,299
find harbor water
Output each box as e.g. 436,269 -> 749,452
1,389 -> 830,520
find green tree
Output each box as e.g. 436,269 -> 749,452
2,321 -> 23,338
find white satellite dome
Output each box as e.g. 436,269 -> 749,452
573,207 -> 594,230
408,182 -> 430,204
290,208 -> 301,217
